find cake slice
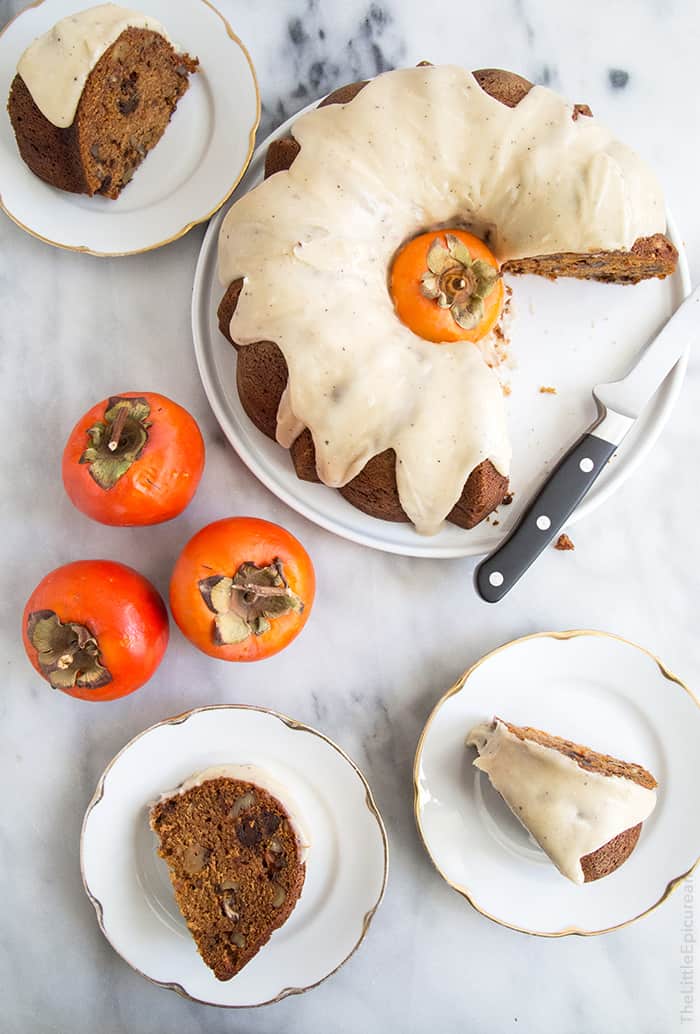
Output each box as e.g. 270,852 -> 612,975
149,766 -> 307,980
8,4 -> 198,198
466,718 -> 657,883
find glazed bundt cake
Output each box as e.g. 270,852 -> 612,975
8,4 -> 198,198
467,718 -> 658,883
217,66 -> 677,536
150,766 -> 308,981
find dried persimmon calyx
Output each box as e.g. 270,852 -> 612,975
198,559 -> 303,645
420,233 -> 500,329
26,609 -> 112,689
79,396 -> 151,490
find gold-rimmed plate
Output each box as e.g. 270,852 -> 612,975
414,630 -> 699,935
0,0 -> 259,255
81,705 -> 388,1007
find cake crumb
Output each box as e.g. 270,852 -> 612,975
502,383 -> 512,397
554,533 -> 575,551
539,385 -> 557,395
501,492 -> 514,506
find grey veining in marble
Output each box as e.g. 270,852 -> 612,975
1,2 -> 699,1032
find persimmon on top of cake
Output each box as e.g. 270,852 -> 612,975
8,3 -> 198,198
217,65 -> 677,536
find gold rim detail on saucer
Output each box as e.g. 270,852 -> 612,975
80,704 -> 389,1007
413,628 -> 699,937
0,0 -> 261,256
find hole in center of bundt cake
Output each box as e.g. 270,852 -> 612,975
389,229 -> 504,345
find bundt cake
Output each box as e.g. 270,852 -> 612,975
466,718 -> 658,883
150,765 -> 308,981
8,4 -> 198,198
217,65 -> 678,536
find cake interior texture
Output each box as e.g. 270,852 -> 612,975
150,776 -> 306,981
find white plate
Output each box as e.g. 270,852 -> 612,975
192,94 -> 691,558
0,0 -> 259,255
414,630 -> 700,936
81,705 -> 388,1007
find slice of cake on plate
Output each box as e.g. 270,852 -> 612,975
149,765 -> 307,980
8,3 -> 198,198
466,717 -> 657,883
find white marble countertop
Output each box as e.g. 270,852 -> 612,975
1,1 -> 698,1031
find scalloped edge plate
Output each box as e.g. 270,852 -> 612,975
414,630 -> 699,935
81,705 -> 388,1007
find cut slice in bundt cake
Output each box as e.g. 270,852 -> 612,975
466,717 -> 658,883
217,65 -> 677,535
150,766 -> 307,980
8,4 -> 198,198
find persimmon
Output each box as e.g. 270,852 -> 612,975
390,229 -> 504,343
62,392 -> 205,526
170,518 -> 315,662
22,560 -> 169,701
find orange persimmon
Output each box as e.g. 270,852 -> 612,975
62,392 -> 205,526
170,517 -> 315,662
22,560 -> 169,701
390,229 -> 504,344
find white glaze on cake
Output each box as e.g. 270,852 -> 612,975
466,719 -> 657,884
17,3 -> 171,128
218,65 -> 665,535
158,764 -> 310,862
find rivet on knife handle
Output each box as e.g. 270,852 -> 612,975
475,432 -> 617,603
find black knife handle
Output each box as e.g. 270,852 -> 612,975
475,433 -> 617,603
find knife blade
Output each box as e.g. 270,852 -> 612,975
475,284 -> 700,604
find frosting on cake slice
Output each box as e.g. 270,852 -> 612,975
466,717 -> 657,884
17,3 -> 172,128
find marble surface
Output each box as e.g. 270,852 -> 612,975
1,1 -> 698,1031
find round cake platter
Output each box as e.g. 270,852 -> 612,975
81,705 -> 388,1008
0,0 -> 259,256
192,94 -> 691,560
413,630 -> 700,936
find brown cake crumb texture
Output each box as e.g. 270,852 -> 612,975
499,717 -> 657,882
219,68 -> 677,530
554,533 -> 575,550
150,778 -> 305,981
8,28 -> 198,198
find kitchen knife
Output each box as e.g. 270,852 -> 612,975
475,284 -> 700,603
